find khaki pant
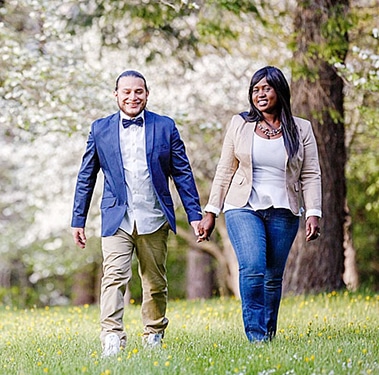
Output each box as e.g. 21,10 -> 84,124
99,223 -> 170,345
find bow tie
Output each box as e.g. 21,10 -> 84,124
122,117 -> 144,128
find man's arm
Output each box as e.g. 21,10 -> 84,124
71,126 -> 100,241
169,124 -> 203,224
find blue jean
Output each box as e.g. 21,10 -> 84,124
225,207 -> 299,342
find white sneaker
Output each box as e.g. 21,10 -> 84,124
143,333 -> 163,348
102,333 -> 121,358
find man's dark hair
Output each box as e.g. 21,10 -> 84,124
115,70 -> 148,91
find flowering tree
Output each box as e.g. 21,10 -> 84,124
1,0 -> 378,305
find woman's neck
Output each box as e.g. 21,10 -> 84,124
262,114 -> 280,128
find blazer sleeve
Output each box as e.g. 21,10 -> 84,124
71,126 -> 100,228
205,116 -> 240,215
298,120 -> 322,218
169,124 -> 203,223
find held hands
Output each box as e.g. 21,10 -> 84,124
72,227 -> 87,249
196,212 -> 216,243
193,214 -> 320,243
305,216 -> 321,242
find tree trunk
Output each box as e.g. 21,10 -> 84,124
343,200 -> 359,290
177,221 -> 239,298
283,0 -> 349,294
72,262 -> 97,305
186,248 -> 213,299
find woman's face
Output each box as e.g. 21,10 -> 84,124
252,77 -> 278,115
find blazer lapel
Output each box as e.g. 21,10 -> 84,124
144,110 -> 155,159
102,112 -> 125,184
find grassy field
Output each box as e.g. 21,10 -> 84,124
0,290 -> 378,375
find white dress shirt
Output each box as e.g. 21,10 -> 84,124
118,111 -> 166,235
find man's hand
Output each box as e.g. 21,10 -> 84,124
190,221 -> 201,237
197,212 -> 216,243
72,227 -> 87,249
305,216 -> 321,242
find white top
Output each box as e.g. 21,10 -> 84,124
248,135 -> 291,210
118,110 -> 166,235
223,135 -> 295,214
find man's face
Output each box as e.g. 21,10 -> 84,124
114,76 -> 149,117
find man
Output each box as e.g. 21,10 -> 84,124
71,70 -> 202,357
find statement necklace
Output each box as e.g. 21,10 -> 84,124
257,120 -> 282,139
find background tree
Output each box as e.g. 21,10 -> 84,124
283,0 -> 350,293
340,1 -> 379,288
1,0 -> 378,306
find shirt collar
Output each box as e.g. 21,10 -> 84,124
120,110 -> 145,122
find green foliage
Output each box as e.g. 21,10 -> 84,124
290,2 -> 352,82
0,291 -> 378,374
337,5 -> 379,287
320,4 -> 352,62
211,0 -> 260,15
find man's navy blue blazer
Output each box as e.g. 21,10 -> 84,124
71,110 -> 202,237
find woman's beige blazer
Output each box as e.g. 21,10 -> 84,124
207,114 -> 322,217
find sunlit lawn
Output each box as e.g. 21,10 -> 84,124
0,291 -> 378,374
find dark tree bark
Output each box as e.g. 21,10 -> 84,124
186,248 -> 213,299
283,0 -> 349,294
72,262 -> 98,305
177,221 -> 239,298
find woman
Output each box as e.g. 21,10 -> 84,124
198,66 -> 322,343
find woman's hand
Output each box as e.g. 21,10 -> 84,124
305,216 -> 321,242
197,212 -> 216,243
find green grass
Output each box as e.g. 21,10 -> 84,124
1,291 -> 378,374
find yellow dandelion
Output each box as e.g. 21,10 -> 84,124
165,361 -> 170,367
337,348 -> 343,354
213,343 -> 218,348
362,348 -> 368,354
43,368 -> 49,373
81,367 -> 88,373
132,348 -> 138,354
153,361 -> 159,366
